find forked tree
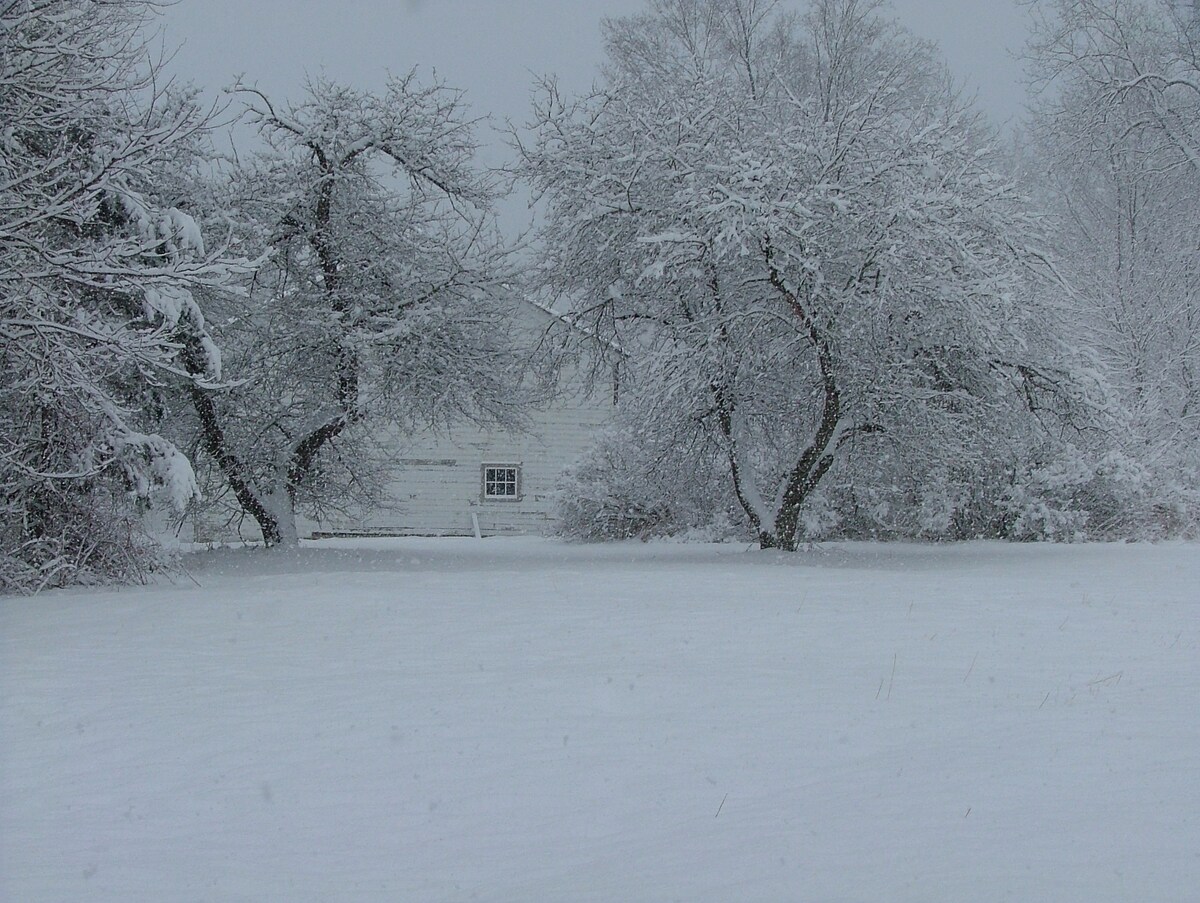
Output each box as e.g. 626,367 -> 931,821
185,75 -> 522,545
521,0 -> 1070,549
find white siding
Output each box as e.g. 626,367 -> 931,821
305,299 -> 615,538
191,297 -> 615,542
308,382 -> 611,537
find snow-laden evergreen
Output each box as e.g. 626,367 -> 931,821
0,0 -> 243,591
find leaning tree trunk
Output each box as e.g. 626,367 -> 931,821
713,368 -> 842,552
755,246 -> 847,551
188,374 -> 355,549
262,159 -> 361,544
184,148 -> 359,549
187,380 -> 288,546
768,370 -> 841,551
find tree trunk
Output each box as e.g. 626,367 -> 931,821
181,150 -> 353,550
187,381 -> 291,546
714,374 -> 840,552
758,530 -> 783,550
751,244 -> 846,552
259,486 -> 300,547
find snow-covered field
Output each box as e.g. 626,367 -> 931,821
2,538 -> 1197,902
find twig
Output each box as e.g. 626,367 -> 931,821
715,794 -> 728,818
178,563 -> 203,588
886,653 -> 897,701
963,653 -> 978,683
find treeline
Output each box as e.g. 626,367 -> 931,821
2,0 -> 1197,591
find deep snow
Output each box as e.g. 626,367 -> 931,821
2,538 -> 1197,902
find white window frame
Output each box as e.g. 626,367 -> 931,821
481,463 -> 522,502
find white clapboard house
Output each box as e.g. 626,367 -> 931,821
196,296 -> 617,542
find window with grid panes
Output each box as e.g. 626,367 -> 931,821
482,464 -> 520,500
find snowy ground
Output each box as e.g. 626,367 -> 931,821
2,538 -> 1197,902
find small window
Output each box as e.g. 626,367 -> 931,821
482,463 -> 521,501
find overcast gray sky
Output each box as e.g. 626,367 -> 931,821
160,0 -> 1030,121
158,0 -> 1031,232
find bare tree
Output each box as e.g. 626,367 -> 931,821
184,75 -> 523,545
522,0 -> 1076,549
1024,0 -> 1200,533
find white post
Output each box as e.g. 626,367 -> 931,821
471,512 -> 483,540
